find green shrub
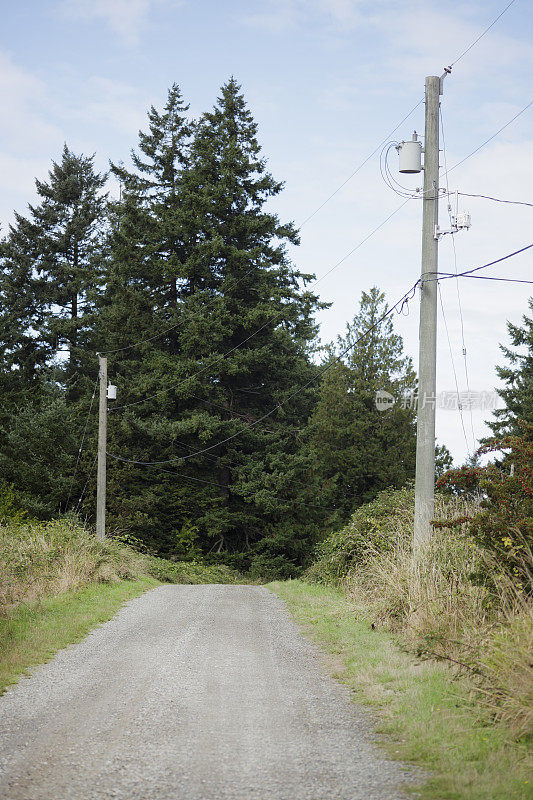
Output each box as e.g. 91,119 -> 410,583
144,556 -> 244,585
0,482 -> 27,525
306,485 -> 414,584
0,518 -> 149,611
435,422 -> 533,592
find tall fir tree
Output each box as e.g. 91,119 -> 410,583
0,144 -> 107,397
488,297 -> 533,438
93,80 -> 324,573
305,287 -> 417,521
0,147 -> 107,515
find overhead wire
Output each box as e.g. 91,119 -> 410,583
439,105 -> 477,450
95,16 -> 531,366
105,453 -> 341,514
446,99 -> 533,175
458,192 -> 533,208
297,98 -> 424,227
98,99 -> 426,359
440,273 -> 533,284
432,242 -> 533,281
64,375 -> 99,512
449,0 -> 518,67
438,284 -> 472,456
74,450 -> 98,514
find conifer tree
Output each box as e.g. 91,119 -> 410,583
306,286 -> 417,520
0,145 -> 107,397
0,146 -> 107,510
489,297 -> 533,438
93,80 -> 323,572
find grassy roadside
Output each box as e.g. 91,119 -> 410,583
0,577 -> 158,694
0,517 -> 246,695
270,579 -> 532,800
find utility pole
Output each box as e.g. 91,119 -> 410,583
413,75 -> 441,559
96,354 -> 107,541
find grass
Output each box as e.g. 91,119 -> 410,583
307,487 -> 533,737
269,579 -> 532,800
0,517 -> 246,695
0,577 -> 158,694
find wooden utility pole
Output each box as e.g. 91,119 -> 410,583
413,75 -> 441,559
96,354 -> 107,541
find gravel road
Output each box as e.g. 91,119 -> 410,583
0,585 -> 419,799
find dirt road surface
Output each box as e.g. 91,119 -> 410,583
0,585 -> 419,799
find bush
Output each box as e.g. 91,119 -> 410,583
435,422 -> 533,592
306,485 -> 533,735
306,485 -> 414,584
0,482 -> 27,525
0,518 -> 149,612
144,556 -> 245,585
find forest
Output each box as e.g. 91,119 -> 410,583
1,78 -> 529,579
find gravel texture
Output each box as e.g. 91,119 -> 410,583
0,584 -> 420,799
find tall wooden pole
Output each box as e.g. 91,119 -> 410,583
96,355 -> 107,541
413,75 -> 441,559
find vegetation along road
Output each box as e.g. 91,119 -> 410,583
0,584 -> 420,800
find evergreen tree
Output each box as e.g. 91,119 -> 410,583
0,385 -> 78,517
0,145 -> 107,398
306,287 -> 417,521
93,80 -> 324,573
0,147 -> 107,515
435,442 -> 453,479
489,297 -> 533,438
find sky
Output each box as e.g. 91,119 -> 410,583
1,0 -> 532,463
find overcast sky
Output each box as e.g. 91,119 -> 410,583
2,0 -> 532,463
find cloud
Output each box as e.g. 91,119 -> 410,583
0,51 -> 65,227
375,3 -> 532,91
67,77 -> 152,136
241,0 -> 371,33
58,0 -> 180,45
0,52 -> 61,154
0,50 -> 154,227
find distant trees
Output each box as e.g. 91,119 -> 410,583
3,80 -> 473,577
305,287 -> 417,522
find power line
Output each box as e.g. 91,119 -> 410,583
99,101 -> 424,360
75,450 -> 98,514
447,99 -> 533,175
425,242 -> 533,283
458,192 -> 533,208
106,280 -> 420,467
84,81 -> 532,370
105,452 -> 340,513
297,0 -> 519,227
104,243 -> 532,465
450,0 -> 518,67
440,273 -> 533,285
98,99 -> 426,360
440,106 -> 476,450
297,99 -> 423,227
64,375 -> 99,512
438,284 -> 472,456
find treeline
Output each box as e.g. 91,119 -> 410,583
1,78 -> 423,576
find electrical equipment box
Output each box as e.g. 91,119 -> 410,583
397,132 -> 423,173
107,384 -> 117,400
455,212 -> 471,230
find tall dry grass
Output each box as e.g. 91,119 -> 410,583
339,495 -> 533,737
0,518 -> 149,613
